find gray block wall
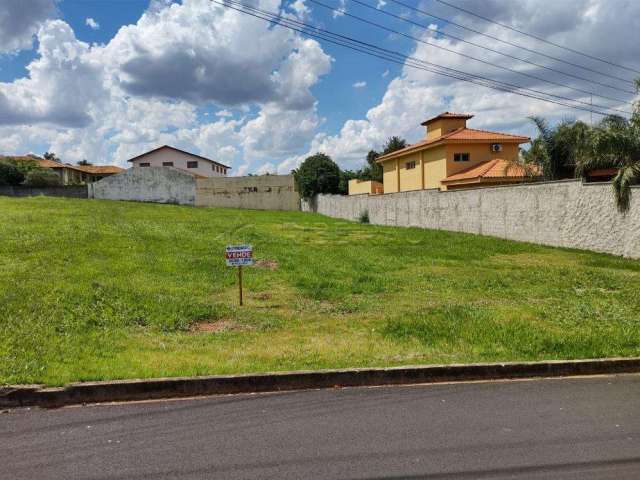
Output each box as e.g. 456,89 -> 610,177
89,167 -> 196,205
0,185 -> 88,198
301,180 -> 640,259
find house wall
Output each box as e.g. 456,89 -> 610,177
422,146 -> 447,189
301,180 -> 640,259
195,175 -> 299,211
130,149 -> 227,178
348,179 -> 383,195
382,160 -> 399,193
89,167 -> 196,205
445,143 -> 520,178
425,118 -> 468,141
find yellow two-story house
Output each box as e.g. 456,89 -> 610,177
377,112 -> 535,192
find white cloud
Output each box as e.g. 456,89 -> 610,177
382,69 -> 389,78
332,0 -> 346,18
0,0 -> 56,53
353,81 -> 367,88
0,0 -> 332,173
85,17 -> 100,30
300,0 -> 640,171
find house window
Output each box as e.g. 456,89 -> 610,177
162,162 -> 174,167
139,162 -> 150,167
454,153 -> 470,162
187,161 -> 198,169
406,161 -> 416,169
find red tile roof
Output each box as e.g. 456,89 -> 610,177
421,112 -> 474,126
1,155 -> 125,174
76,165 -> 125,174
377,127 -> 530,162
441,159 -> 541,183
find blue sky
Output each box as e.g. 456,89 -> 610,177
0,0 -> 638,174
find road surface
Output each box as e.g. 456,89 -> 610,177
2,375 -> 640,479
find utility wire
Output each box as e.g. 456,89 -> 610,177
212,0 -> 624,117
378,0 -> 636,86
349,0 -> 637,95
307,0 -> 632,112
432,0 -> 640,76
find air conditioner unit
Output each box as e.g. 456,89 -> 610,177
491,143 -> 503,152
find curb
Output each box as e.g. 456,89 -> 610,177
2,357 -> 640,408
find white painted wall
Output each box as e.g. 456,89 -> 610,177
129,148 -> 227,178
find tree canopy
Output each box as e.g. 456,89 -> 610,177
293,153 -> 342,198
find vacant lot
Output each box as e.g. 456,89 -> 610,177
1,197 -> 639,385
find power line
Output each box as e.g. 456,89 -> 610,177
380,0 -> 637,86
432,0 -> 640,76
349,0 -> 637,95
307,0 -> 632,113
212,0 -> 624,118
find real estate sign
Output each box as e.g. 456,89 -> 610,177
225,244 -> 254,267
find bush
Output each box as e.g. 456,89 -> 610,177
24,169 -> 62,187
294,153 -> 342,198
358,210 -> 370,224
0,162 -> 25,186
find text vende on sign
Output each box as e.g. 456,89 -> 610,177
225,244 -> 254,266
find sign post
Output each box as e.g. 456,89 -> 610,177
225,245 -> 253,306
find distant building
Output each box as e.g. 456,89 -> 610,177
126,145 -> 230,178
348,179 -> 384,195
376,112 -> 537,192
0,155 -> 125,185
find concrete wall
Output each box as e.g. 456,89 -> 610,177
89,167 -> 196,205
0,185 -> 87,198
301,180 -> 640,259
195,175 -> 299,211
130,148 -> 228,178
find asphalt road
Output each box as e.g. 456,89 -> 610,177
2,375 -> 640,480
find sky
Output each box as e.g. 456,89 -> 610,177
0,0 -> 638,175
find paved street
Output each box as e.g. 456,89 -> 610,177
2,375 -> 640,479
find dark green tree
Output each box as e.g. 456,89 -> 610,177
24,169 -> 61,187
77,159 -> 93,166
43,152 -> 61,163
0,161 -> 25,186
293,153 -> 342,198
381,136 -> 408,155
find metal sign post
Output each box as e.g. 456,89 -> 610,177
225,245 -> 253,306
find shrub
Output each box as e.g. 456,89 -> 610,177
293,153 -> 342,198
24,169 -> 62,187
358,210 -> 370,224
0,161 -> 25,186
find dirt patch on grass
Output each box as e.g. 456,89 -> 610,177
255,259 -> 279,270
191,319 -> 241,334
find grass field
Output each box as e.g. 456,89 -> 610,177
1,197 -> 640,385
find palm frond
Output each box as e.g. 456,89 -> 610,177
612,164 -> 640,213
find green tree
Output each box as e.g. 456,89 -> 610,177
293,153 -> 342,198
522,117 -> 591,180
77,159 -> 93,166
0,161 -> 25,186
24,169 -> 61,187
358,137 -> 407,182
339,169 -> 359,194
576,113 -> 640,212
381,136 -> 407,155
43,152 -> 61,163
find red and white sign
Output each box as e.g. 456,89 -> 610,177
225,245 -> 253,266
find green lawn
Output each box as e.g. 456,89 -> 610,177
1,197 -> 640,385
